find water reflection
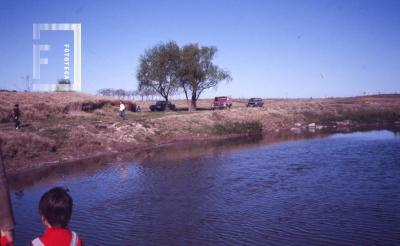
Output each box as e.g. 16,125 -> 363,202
118,163 -> 128,179
9,129 -> 399,190
9,129 -> 400,245
8,130 -> 332,189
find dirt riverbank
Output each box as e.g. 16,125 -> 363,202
1,92 -> 399,173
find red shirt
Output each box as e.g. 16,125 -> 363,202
0,235 -> 12,246
32,228 -> 82,246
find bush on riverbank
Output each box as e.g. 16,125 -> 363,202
213,120 -> 263,136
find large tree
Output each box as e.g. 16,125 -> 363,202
180,44 -> 232,110
137,41 -> 180,102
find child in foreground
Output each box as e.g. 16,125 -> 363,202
0,231 -> 12,246
31,187 -> 83,246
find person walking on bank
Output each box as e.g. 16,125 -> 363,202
12,104 -> 21,130
0,140 -> 16,246
119,101 -> 126,120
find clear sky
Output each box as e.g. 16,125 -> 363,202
0,0 -> 399,98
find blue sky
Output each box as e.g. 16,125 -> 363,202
0,0 -> 399,98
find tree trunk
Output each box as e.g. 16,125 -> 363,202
191,93 -> 197,110
183,88 -> 192,112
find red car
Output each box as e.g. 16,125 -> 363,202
211,96 -> 232,110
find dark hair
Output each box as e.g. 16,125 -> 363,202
39,187 -> 73,228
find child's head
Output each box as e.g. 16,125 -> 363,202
39,187 -> 73,228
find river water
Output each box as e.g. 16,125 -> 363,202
9,130 -> 400,245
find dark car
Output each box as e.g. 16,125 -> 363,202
247,98 -> 264,107
211,96 -> 232,110
150,101 -> 176,111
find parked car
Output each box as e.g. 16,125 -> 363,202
211,96 -> 232,110
247,98 -> 264,107
150,101 -> 176,111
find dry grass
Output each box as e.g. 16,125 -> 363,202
1,92 -> 399,172
0,92 -> 140,122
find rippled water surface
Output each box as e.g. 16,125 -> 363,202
10,130 -> 400,245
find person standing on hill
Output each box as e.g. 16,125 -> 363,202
0,140 -> 16,246
12,104 -> 21,130
119,101 -> 126,120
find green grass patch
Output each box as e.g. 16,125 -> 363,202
40,127 -> 69,147
300,110 -> 322,122
212,120 -> 263,135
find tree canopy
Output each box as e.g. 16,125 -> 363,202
180,44 -> 231,110
136,41 -> 232,109
137,41 -> 180,102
